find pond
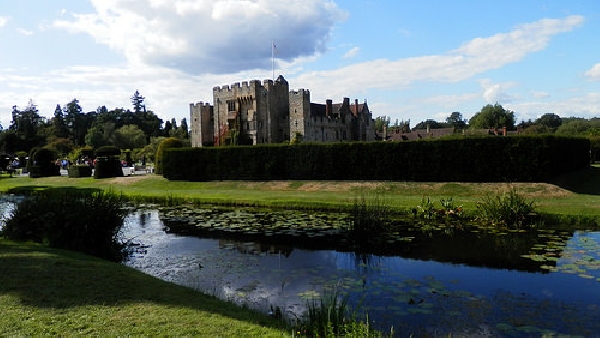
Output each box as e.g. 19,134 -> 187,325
121,206 -> 600,337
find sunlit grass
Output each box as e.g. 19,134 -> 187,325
0,166 -> 599,219
0,240 -> 287,336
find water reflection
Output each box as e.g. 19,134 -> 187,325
122,209 -> 600,336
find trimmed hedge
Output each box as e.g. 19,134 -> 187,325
162,135 -> 591,182
68,164 -> 93,178
27,147 -> 60,178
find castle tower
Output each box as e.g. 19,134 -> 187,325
189,102 -> 213,147
289,89 -> 310,138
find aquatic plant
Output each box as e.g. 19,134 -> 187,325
414,196 -> 463,221
475,186 -> 536,227
1,188 -> 127,261
351,191 -> 391,238
295,288 -> 380,337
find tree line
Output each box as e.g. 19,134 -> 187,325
375,102 -> 600,138
0,90 -> 189,163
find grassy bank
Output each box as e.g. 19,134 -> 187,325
1,165 -> 600,218
0,239 -> 288,336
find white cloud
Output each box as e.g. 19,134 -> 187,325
291,15 -> 584,102
584,63 -> 600,80
16,28 -> 33,35
0,16 -> 10,27
480,80 -> 517,104
343,46 -> 360,58
52,0 -> 347,74
531,91 -> 550,99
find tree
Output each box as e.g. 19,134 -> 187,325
414,119 -> 446,130
114,124 -> 147,150
85,127 -> 107,148
536,113 -> 562,131
180,117 -> 189,139
468,103 -> 515,130
64,98 -> 86,146
130,90 -> 146,114
52,104 -> 68,139
446,111 -> 466,130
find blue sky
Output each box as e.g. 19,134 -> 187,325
0,0 -> 599,129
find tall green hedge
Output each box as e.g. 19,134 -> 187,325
162,135 -> 590,182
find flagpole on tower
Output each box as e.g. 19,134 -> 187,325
271,39 -> 275,81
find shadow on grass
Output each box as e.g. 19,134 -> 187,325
0,240 -> 285,331
4,185 -> 102,196
549,165 -> 600,195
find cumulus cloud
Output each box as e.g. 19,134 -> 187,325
480,80 -> 517,104
584,63 -> 600,80
52,0 -> 346,74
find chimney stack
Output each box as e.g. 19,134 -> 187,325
326,99 -> 332,117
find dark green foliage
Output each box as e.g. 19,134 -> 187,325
93,146 -> 123,179
351,192 -> 392,243
95,146 -> 121,157
1,189 -> 127,261
68,164 -> 93,178
475,186 -> 537,227
155,137 -> 183,175
162,135 -> 590,182
27,147 -> 60,178
93,157 -> 123,179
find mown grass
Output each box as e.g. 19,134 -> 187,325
0,239 -> 288,336
1,165 -> 599,218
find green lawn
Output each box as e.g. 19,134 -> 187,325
0,240 -> 289,336
1,165 -> 600,218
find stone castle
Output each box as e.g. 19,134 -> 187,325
189,75 -> 374,147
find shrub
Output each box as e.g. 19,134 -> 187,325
27,147 -> 60,178
155,137 -> 183,175
68,164 -> 93,178
1,189 -> 128,261
94,146 -> 123,179
475,186 -> 537,227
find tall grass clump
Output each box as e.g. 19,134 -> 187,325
1,188 -> 127,261
475,186 -> 537,227
351,191 -> 392,239
295,289 -> 380,337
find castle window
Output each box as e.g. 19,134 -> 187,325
227,100 -> 235,112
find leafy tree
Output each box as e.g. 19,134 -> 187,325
85,127 -> 107,148
535,113 -> 562,131
374,116 -> 391,133
114,124 -> 147,150
446,111 -> 466,130
555,118 -> 600,135
468,103 -> 515,130
413,119 -> 447,130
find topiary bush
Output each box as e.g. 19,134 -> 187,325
27,147 -> 60,178
94,146 -> 123,179
155,137 -> 183,175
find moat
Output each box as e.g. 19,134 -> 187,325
122,206 -> 600,336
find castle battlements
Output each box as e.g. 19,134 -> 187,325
192,74 -> 375,147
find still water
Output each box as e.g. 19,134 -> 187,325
122,208 -> 600,336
